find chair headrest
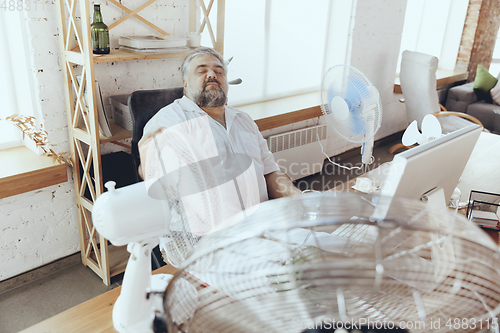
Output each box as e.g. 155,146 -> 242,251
128,87 -> 184,144
402,50 -> 438,69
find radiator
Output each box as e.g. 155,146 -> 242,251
268,124 -> 328,181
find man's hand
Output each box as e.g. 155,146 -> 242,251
137,128 -> 164,181
265,170 -> 302,199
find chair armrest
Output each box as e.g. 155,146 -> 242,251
445,82 -> 477,113
432,111 -> 485,130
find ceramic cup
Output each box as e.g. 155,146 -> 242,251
187,33 -> 201,48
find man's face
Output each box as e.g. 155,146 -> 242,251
184,54 -> 228,108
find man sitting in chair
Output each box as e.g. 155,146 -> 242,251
138,47 -> 300,247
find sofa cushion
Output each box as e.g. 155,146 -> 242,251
467,102 -> 498,131
491,81 -> 500,105
474,65 -> 498,103
445,82 -> 477,113
474,65 -> 498,92
438,115 -> 479,134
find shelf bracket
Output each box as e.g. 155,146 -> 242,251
107,0 -> 168,36
191,0 -> 225,54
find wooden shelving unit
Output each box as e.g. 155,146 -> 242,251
55,0 -> 225,285
93,48 -> 194,63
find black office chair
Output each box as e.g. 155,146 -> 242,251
129,87 -> 184,182
128,87 -> 184,269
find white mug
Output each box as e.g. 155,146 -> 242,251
187,32 -> 201,48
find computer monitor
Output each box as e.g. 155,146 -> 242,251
373,124 -> 482,219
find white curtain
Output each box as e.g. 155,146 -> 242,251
0,10 -> 36,149
397,0 -> 469,73
490,26 -> 500,77
200,0 -> 354,106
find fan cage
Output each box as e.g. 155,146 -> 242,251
320,65 -> 383,144
164,193 -> 500,333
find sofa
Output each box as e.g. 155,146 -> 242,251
445,71 -> 500,134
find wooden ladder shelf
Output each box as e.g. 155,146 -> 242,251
55,0 -> 225,285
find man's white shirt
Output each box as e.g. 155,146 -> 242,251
140,96 -> 280,236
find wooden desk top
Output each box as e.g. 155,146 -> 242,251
393,69 -> 468,94
333,132 -> 500,196
20,265 -> 177,333
455,132 -> 500,202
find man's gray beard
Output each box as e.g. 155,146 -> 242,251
188,84 -> 227,108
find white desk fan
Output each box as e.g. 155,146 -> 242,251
320,65 -> 383,172
93,127 -> 224,332
164,193 -> 500,333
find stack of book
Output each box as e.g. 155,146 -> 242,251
119,35 -> 189,54
470,210 -> 500,230
76,76 -> 113,138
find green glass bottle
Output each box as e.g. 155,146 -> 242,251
91,3 -> 110,54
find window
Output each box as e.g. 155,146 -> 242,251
397,0 -> 469,73
490,26 -> 500,77
200,0 -> 354,106
0,10 -> 38,150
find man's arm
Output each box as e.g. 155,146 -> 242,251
265,170 -> 302,199
138,128 -> 165,180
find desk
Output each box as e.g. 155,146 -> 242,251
0,146 -> 67,199
455,132 -> 500,202
458,132 -> 500,243
393,69 -> 468,94
333,132 -> 500,242
334,132 -> 500,196
237,91 -> 322,132
20,265 -> 177,333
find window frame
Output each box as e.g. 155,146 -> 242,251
489,26 -> 500,77
200,0 -> 355,107
396,0 -> 469,74
0,10 -> 40,152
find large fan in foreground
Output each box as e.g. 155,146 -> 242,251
165,193 -> 500,333
320,65 -> 383,169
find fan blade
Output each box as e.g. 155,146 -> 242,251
329,96 -> 349,121
421,114 -> 442,141
344,74 -> 370,136
320,65 -> 382,144
402,120 -> 422,146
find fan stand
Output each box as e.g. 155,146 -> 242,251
373,187 -> 448,222
113,241 -> 167,333
421,187 -> 447,210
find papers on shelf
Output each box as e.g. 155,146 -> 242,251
118,35 -> 189,55
76,75 -> 113,138
119,35 -> 187,50
120,46 -> 190,55
470,210 -> 500,229
94,81 -> 113,138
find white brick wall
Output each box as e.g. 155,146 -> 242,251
0,181 -> 78,281
0,0 -> 188,281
